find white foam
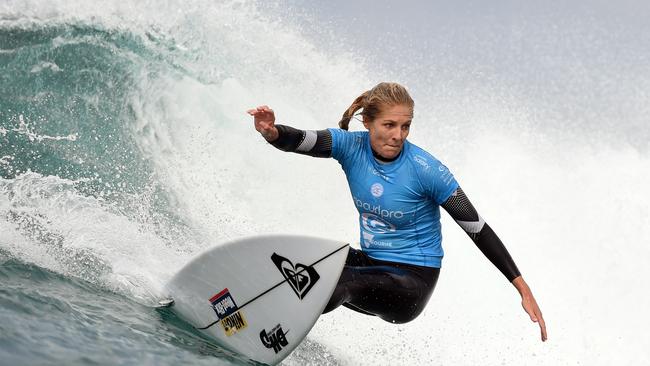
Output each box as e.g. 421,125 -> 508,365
9,115 -> 77,142
0,172 -> 191,304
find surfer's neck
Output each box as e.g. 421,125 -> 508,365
372,148 -> 400,163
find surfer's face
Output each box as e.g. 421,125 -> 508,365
363,104 -> 412,160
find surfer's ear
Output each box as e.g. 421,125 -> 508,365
362,114 -> 371,129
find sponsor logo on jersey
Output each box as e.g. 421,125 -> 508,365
271,253 -> 320,300
260,324 -> 289,354
361,212 -> 397,234
370,183 -> 384,197
413,155 -> 430,169
353,196 -> 404,219
362,232 -> 374,248
371,168 -> 391,181
438,164 -> 455,185
362,231 -> 393,248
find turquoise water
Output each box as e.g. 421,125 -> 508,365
2,1 -> 650,365
0,20 -> 243,365
0,250 -> 241,365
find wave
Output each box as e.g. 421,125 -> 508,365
0,1 -> 370,304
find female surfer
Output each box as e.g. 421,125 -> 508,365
247,82 -> 547,341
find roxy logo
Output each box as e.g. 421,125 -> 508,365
260,324 -> 289,354
370,183 -> 384,198
271,253 -> 320,300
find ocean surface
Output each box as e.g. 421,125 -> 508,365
1,1 -> 649,365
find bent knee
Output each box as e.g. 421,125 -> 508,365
379,305 -> 427,324
380,313 -> 418,324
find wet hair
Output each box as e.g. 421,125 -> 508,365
338,82 -> 414,130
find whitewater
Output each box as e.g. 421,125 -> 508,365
1,0 -> 649,365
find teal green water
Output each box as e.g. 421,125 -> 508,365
0,12 -> 343,365
0,250 -> 243,365
0,22 -> 183,224
0,24 -> 233,365
0,17 -> 253,366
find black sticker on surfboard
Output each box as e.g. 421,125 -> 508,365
271,253 -> 320,300
260,324 -> 289,354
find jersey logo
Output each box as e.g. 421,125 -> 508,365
370,183 -> 384,198
271,253 -> 320,300
414,155 -> 430,169
438,164 -> 455,185
361,212 -> 396,234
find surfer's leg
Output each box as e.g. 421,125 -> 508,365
345,264 -> 439,323
323,248 -> 374,314
323,249 -> 440,323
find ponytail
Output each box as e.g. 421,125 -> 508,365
338,91 -> 369,130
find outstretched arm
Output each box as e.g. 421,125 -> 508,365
247,105 -> 332,158
441,187 -> 548,342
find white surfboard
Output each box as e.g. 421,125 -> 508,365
162,235 -> 349,365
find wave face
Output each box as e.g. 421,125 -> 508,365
1,1 -> 649,365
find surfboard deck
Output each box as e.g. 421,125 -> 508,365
162,235 -> 349,365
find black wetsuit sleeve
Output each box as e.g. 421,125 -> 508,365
269,124 -> 332,158
441,187 -> 521,282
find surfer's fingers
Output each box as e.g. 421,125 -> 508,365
539,313 -> 548,342
523,296 -> 548,342
535,308 -> 548,341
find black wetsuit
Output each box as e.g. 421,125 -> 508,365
269,125 -> 520,323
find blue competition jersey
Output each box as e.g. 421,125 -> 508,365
328,128 -> 459,268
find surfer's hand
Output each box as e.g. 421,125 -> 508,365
512,276 -> 548,342
247,105 -> 279,142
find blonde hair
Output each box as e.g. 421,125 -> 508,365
338,82 -> 414,130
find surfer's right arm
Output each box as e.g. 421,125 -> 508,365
247,105 -> 333,158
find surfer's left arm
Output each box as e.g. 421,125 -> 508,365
441,188 -> 548,342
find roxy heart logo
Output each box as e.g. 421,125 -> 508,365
271,253 -> 320,300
